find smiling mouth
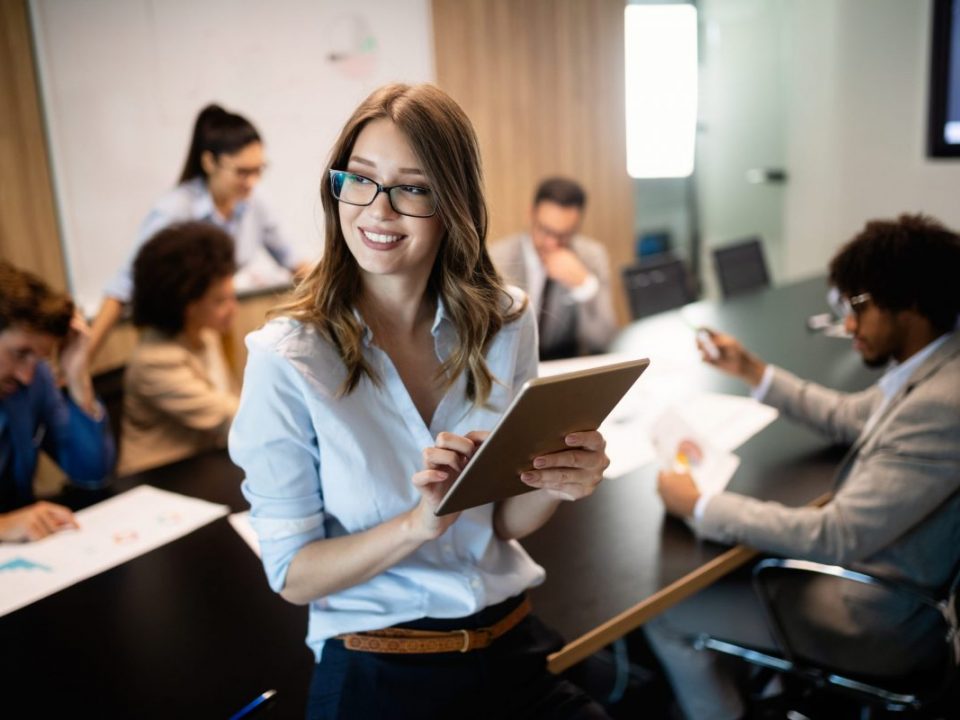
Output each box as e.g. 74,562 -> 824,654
361,228 -> 405,245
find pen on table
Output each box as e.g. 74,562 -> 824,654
680,311 -> 720,360
697,328 -> 721,361
681,316 -> 721,361
229,689 -> 277,720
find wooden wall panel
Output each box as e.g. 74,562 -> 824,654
0,0 -> 67,288
432,0 -> 634,323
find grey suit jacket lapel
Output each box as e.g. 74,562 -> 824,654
832,332 -> 960,490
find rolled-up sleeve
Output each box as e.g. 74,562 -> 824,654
230,342 -> 325,593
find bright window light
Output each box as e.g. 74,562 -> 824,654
625,4 -> 698,178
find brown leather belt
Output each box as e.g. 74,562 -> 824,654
336,596 -> 532,654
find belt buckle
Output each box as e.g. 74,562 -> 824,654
458,627 -> 492,653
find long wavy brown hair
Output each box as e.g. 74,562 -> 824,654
275,83 -> 525,405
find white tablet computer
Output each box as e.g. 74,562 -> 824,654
434,357 -> 649,516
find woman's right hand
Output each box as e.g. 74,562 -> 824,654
696,327 -> 767,386
410,431 -> 486,540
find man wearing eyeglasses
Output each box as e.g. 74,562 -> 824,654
489,177 -> 617,360
648,214 -> 960,720
0,262 -> 115,542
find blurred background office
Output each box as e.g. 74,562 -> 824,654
2,0 -> 959,470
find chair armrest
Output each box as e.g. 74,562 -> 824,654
751,557 -> 954,668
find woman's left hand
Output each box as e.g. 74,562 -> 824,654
519,430 -> 609,502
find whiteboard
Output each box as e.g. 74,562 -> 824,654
30,0 -> 435,313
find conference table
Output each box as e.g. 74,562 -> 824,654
0,276 -> 877,718
526,275 -> 877,671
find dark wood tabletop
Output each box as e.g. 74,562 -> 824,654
0,276 -> 877,717
524,276 -> 878,670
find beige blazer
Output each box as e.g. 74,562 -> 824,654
118,328 -> 239,475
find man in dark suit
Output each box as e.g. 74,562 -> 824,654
489,177 -> 617,360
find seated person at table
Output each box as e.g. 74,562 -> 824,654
0,261 -> 115,542
647,213 -> 960,720
118,222 -> 240,475
489,177 -> 617,360
87,103 -> 313,362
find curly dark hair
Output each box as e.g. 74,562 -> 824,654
132,222 -> 237,335
0,261 -> 73,337
829,213 -> 960,334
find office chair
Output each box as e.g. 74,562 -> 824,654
712,237 -> 770,297
621,256 -> 695,320
695,558 -> 960,717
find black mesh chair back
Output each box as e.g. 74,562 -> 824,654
621,256 -> 694,320
712,237 -> 770,298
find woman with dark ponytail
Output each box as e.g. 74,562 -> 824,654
88,104 -> 312,361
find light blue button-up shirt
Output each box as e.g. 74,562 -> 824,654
104,178 -> 308,302
230,292 -> 545,660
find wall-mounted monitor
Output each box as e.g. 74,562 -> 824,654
929,0 -> 960,157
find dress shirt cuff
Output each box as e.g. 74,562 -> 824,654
85,400 -> 106,423
68,393 -> 106,424
102,273 -> 133,304
569,273 -> 599,302
750,364 -> 776,401
693,491 -> 716,523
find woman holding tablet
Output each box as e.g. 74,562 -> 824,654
230,84 -> 611,719
87,103 -> 311,361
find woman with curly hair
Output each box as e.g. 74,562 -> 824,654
118,221 -> 239,475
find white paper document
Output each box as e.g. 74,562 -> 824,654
676,393 -> 780,452
651,408 -> 741,496
0,485 -> 228,617
537,356 -> 778,481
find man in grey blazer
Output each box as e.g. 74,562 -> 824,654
647,214 -> 960,720
489,178 -> 617,359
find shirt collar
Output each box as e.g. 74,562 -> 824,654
188,177 -> 247,223
877,332 -> 952,400
430,294 -> 450,336
353,294 -> 453,348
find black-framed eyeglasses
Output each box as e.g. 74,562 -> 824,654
828,289 -> 872,320
329,170 -> 438,218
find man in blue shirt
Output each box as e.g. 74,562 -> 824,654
0,261 -> 115,542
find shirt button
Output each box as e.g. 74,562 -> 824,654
470,577 -> 481,589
